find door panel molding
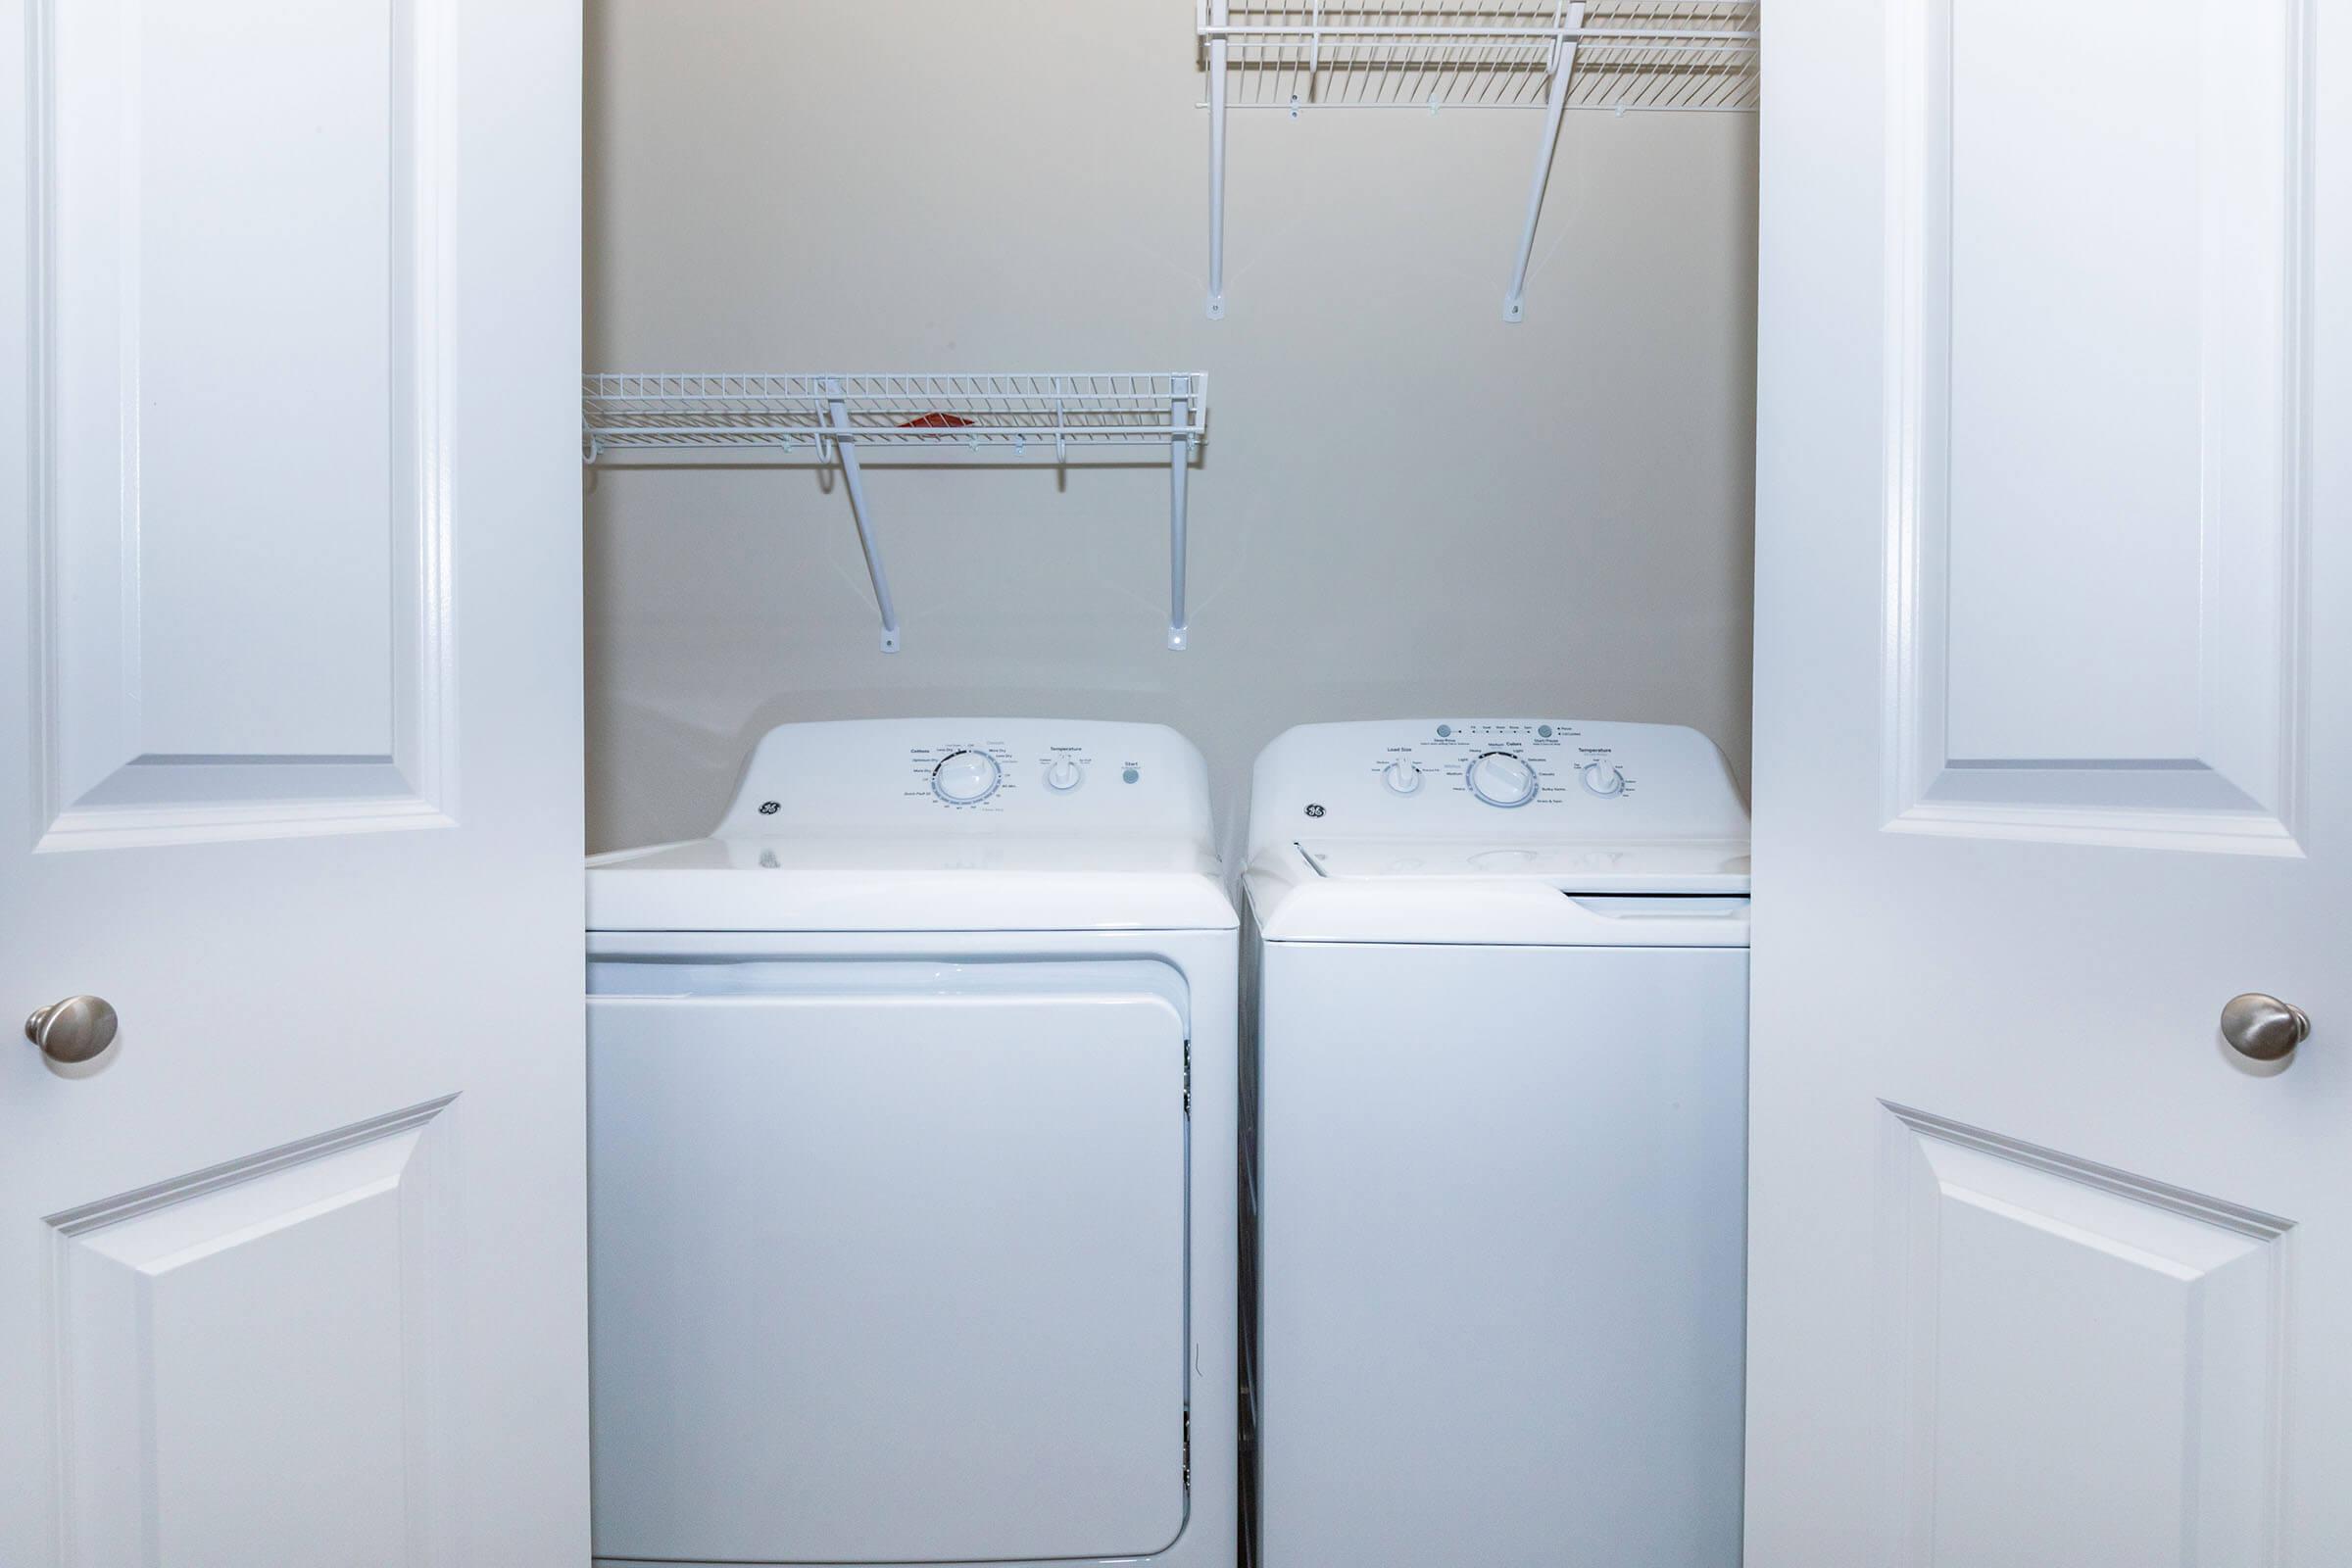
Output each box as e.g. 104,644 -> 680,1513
1879,0 -> 2315,855
24,0 -> 458,853
46,1097 -> 459,1565
1877,1103 -> 2288,1567
44,1094 -> 456,1237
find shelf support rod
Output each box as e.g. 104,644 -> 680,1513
1502,1 -> 1585,323
1205,0 -> 1230,318
1167,378 -> 1192,650
825,378 -> 901,654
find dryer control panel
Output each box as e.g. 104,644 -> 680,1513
1247,719 -> 1748,858
713,718 -> 1217,839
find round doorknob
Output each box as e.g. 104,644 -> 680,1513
24,996 -> 118,1065
2220,993 -> 2309,1063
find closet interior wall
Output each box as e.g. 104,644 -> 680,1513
583,0 -> 1758,858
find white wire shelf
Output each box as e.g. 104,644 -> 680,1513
584,373 -> 1207,464
1198,1 -> 1758,112
1196,1 -> 1760,318
584,372 -> 1208,653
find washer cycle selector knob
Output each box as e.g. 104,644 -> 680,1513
931,750 -> 1002,805
1044,756 -> 1083,792
1580,761 -> 1627,797
1382,760 -> 1423,796
1465,751 -> 1540,808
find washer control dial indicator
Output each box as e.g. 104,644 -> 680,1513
1044,756 -> 1084,792
1579,760 -> 1627,797
1464,751 -> 1540,808
931,749 -> 1003,805
1382,760 -> 1424,796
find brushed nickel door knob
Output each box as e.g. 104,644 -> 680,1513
2221,993 -> 2310,1063
24,996 -> 118,1065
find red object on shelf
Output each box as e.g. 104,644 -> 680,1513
898,412 -> 976,429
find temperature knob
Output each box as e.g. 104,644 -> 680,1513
931,750 -> 1001,805
1382,760 -> 1423,796
1044,756 -> 1084,792
1465,751 -> 1539,808
1580,761 -> 1627,797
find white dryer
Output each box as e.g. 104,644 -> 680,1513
1242,719 -> 1750,1567
588,719 -> 1238,1568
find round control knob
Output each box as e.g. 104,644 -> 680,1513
1382,760 -> 1423,796
1044,756 -> 1083,792
931,750 -> 1001,805
1580,761 -> 1627,797
1465,751 -> 1539,808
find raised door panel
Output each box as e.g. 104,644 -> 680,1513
34,0 -> 450,849
1884,0 -> 2313,852
1880,1107 -> 2286,1567
48,1101 -> 455,1567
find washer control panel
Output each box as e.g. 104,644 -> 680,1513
1248,718 -> 1749,856
1353,720 -> 1644,813
714,718 -> 1215,838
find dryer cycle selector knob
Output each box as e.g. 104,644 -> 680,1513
1580,761 -> 1627,797
1044,756 -> 1084,792
1382,760 -> 1423,796
931,750 -> 1002,805
1465,751 -> 1540,808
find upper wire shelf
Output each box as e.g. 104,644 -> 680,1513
1196,1 -> 1758,113
583,373 -> 1206,465
1196,2 -> 1760,320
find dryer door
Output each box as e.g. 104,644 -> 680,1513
589,972 -> 1190,1565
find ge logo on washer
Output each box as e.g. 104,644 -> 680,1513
1303,804 -> 1325,817
759,801 -> 780,815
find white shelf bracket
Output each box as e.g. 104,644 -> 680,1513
1168,377 -> 1193,650
1205,0 -> 1230,318
824,378 -> 901,654
1502,2 -> 1586,323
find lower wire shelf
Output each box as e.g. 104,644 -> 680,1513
584,372 -> 1209,652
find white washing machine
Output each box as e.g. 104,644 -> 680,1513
587,718 -> 1238,1568
1242,719 -> 1750,1567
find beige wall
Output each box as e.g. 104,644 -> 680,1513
584,1 -> 1757,856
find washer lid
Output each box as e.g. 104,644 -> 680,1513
1291,836 -> 1751,891
588,832 -> 1236,933
1247,837 -> 1747,947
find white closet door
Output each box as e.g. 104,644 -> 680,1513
590,989 -> 1191,1565
0,1 -> 586,1563
1749,3 -> 2349,1564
